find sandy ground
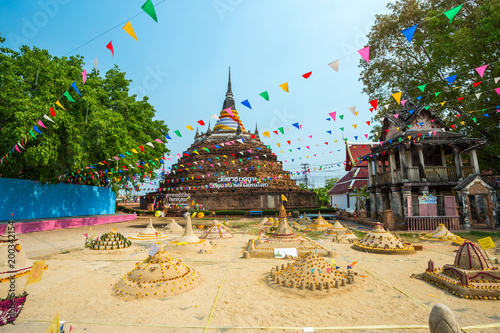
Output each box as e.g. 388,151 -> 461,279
1,216 -> 500,333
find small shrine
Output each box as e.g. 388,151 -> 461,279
352,222 -> 415,254
164,219 -> 184,232
167,213 -> 213,252
422,241 -> 499,300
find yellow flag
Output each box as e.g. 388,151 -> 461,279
122,21 -> 138,41
392,91 -> 402,104
354,111 -> 359,116
45,312 -> 59,333
55,100 -> 66,110
26,260 -> 45,285
132,149 -> 139,154
263,131 -> 270,138
281,194 -> 287,202
352,124 -> 357,129
460,121 -> 465,125
279,82 -> 289,92
440,101 -> 447,106
277,143 -> 281,148
186,125 -> 193,130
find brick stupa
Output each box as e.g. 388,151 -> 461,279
422,241 -> 499,300
247,205 -> 330,258
142,69 -> 316,210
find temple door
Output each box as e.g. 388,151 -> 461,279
444,196 -> 458,216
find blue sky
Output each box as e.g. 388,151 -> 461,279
0,0 -> 390,187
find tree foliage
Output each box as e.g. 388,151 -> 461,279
0,37 -> 169,185
359,0 -> 500,172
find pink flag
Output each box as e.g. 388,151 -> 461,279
38,119 -> 47,128
328,112 -> 336,121
364,134 -> 368,138
394,114 -> 399,118
308,135 -> 312,138
475,64 -> 489,78
401,99 -> 407,106
306,146 -> 310,149
82,69 -> 87,84
154,138 -> 163,144
224,107 -> 233,117
15,145 -> 20,153
357,46 -> 370,63
495,88 -> 500,95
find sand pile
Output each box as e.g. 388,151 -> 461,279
167,214 -> 213,253
297,213 -> 312,224
419,224 -> 465,244
324,220 -> 358,243
164,220 -> 184,232
421,241 -> 500,300
304,212 -> 333,231
129,219 -> 168,241
86,231 -> 131,250
114,245 -> 200,298
352,223 -> 414,254
247,206 -> 330,258
270,252 -> 353,291
200,223 -> 234,239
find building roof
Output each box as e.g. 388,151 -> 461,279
346,143 -> 375,171
327,167 -> 369,195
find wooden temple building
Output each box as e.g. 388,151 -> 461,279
141,70 -> 317,211
360,89 -> 498,231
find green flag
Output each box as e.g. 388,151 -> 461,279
472,117 -> 477,122
141,0 -> 158,22
339,127 -> 344,131
29,129 -> 37,139
444,4 -> 463,23
259,91 -> 269,101
63,91 -> 75,102
418,84 -> 427,92
278,127 -> 284,134
174,130 -> 182,137
435,91 -> 441,97
424,106 -> 430,110
339,115 -> 344,120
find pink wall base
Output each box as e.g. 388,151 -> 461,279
0,213 -> 137,235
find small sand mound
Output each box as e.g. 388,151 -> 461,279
114,245 -> 200,298
86,231 -> 131,250
419,224 -> 465,244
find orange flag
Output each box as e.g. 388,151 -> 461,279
279,82 -> 289,92
122,21 -> 138,41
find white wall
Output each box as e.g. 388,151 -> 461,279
330,193 -> 357,212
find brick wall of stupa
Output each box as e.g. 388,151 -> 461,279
141,129 -> 317,210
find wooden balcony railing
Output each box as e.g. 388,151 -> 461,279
371,166 -> 475,186
406,216 -> 460,231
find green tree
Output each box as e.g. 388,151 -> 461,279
359,0 -> 500,172
0,38 -> 169,186
325,177 -> 340,190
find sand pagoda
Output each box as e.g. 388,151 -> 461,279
324,220 -> 358,243
297,213 -> 312,224
168,214 -> 213,252
304,212 -> 333,231
422,241 -> 499,300
247,206 -> 330,258
419,224 -> 465,244
269,252 -> 354,291
200,223 -> 234,239
164,219 -> 184,232
114,245 -> 200,298
352,223 -> 415,254
129,219 -> 168,241
0,225 -> 47,283
86,230 -> 131,250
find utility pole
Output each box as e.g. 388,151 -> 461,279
301,163 -> 309,188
